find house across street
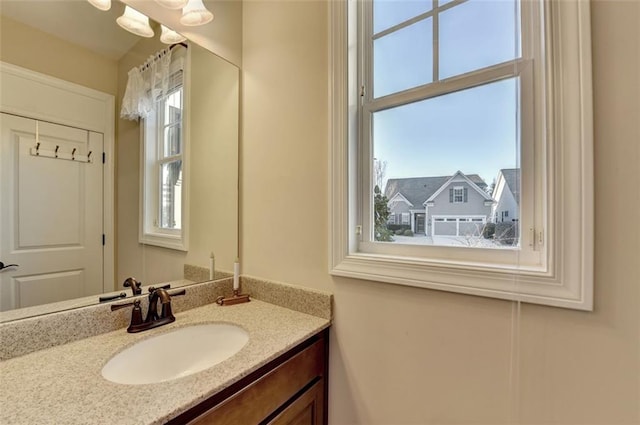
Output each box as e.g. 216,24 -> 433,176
384,170 -> 520,247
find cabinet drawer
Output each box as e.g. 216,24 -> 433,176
188,339 -> 324,425
266,380 -> 324,425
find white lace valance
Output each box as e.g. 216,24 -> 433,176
120,48 -> 183,120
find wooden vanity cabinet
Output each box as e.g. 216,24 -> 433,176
166,328 -> 329,425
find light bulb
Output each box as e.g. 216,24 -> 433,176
116,6 -> 154,38
87,0 -> 111,11
180,0 -> 213,26
160,25 -> 187,44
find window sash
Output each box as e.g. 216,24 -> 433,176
155,86 -> 184,234
357,0 -> 544,271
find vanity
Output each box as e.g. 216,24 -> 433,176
0,278 -> 332,425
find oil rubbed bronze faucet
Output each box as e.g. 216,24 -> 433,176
123,277 -> 142,296
111,287 -> 186,333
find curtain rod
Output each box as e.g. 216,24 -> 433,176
140,42 -> 188,71
169,42 -> 188,51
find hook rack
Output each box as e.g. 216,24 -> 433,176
30,144 -> 93,163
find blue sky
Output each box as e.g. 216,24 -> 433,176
371,0 -> 520,187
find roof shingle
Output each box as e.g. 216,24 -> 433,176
384,174 -> 488,208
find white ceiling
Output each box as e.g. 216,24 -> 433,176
0,0 -> 142,60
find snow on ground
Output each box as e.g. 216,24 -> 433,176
391,234 -> 514,249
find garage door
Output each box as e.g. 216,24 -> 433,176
432,217 -> 485,236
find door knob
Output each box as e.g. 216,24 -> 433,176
0,262 -> 19,271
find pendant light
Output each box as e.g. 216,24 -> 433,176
154,0 -> 189,9
87,0 -> 111,11
116,6 -> 154,38
160,25 -> 187,44
180,0 -> 214,26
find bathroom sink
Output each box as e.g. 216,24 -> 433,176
101,323 -> 249,385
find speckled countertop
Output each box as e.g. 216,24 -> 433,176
0,299 -> 330,425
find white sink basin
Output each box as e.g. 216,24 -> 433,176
101,323 -> 249,385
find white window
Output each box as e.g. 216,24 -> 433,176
140,56 -> 189,251
452,187 -> 464,203
401,212 -> 410,225
330,0 -> 594,310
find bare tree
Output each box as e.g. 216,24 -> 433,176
486,178 -> 496,196
374,158 -> 387,191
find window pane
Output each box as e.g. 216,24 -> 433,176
160,160 -> 182,230
373,0 -> 432,34
439,0 -> 520,80
163,124 -> 181,157
374,19 -> 433,98
164,88 -> 182,125
372,78 -> 520,248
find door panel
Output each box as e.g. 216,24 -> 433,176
13,270 -> 84,308
0,113 -> 103,311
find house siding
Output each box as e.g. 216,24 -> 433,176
493,180 -> 519,223
389,201 -> 411,214
427,181 -> 492,236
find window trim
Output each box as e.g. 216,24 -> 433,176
452,187 -> 464,204
329,0 -> 593,310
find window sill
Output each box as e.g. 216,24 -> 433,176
330,252 -> 592,310
139,232 -> 188,252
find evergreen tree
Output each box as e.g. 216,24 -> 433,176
374,185 -> 394,242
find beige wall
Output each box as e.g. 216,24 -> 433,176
0,16 -> 118,96
241,1 -> 640,424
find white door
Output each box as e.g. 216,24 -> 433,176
0,113 -> 104,311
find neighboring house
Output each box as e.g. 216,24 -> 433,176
385,171 -> 494,237
491,168 -> 520,223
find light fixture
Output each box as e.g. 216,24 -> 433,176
180,0 -> 213,26
116,6 -> 154,38
87,0 -> 111,11
160,25 -> 187,44
154,0 -> 189,9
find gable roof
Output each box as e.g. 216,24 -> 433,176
384,172 -> 488,209
499,168 -> 520,205
425,171 -> 493,203
388,192 -> 414,207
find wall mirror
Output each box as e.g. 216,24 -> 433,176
0,0 -> 239,322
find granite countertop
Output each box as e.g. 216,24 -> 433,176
0,299 -> 330,425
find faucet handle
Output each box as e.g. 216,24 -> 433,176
148,283 -> 171,293
111,299 -> 144,332
123,277 -> 142,295
167,288 -> 186,298
129,300 -> 144,329
111,300 -> 135,311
